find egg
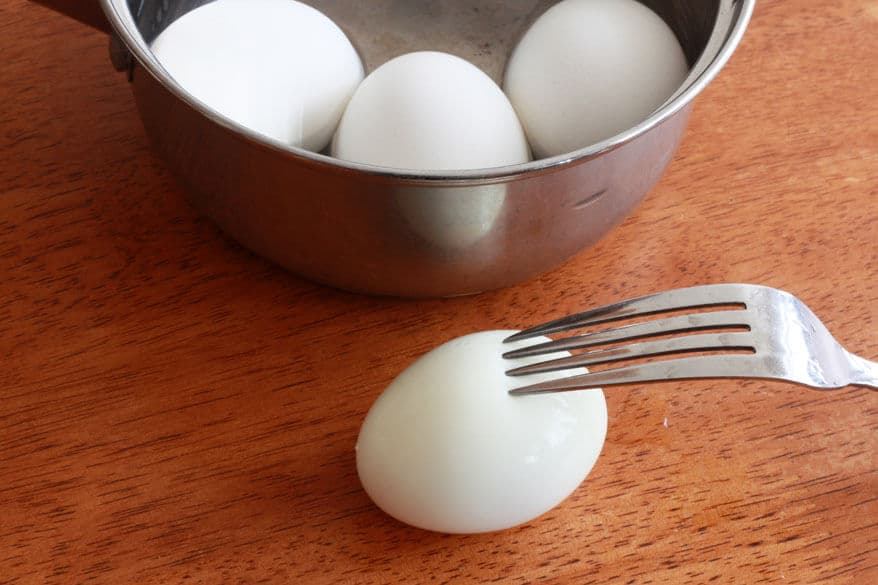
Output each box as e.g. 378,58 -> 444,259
356,330 -> 607,534
332,52 -> 531,171
504,0 -> 689,158
150,0 -> 363,151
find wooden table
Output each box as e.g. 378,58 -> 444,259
2,1 -> 876,583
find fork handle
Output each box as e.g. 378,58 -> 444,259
849,353 -> 878,391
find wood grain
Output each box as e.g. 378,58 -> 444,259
2,0 -> 876,583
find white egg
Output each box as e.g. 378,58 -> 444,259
356,330 -> 607,534
504,0 -> 689,158
150,0 -> 364,151
332,52 -> 531,171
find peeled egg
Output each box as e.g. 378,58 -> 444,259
504,0 -> 689,158
333,52 -> 531,171
150,0 -> 363,151
356,330 -> 607,534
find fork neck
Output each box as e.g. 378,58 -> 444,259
848,353 -> 878,391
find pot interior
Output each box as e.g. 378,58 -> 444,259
125,0 -> 717,83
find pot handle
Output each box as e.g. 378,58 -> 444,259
30,0 -> 111,33
30,1 -> 133,73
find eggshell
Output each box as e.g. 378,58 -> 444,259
356,330 -> 607,534
150,0 -> 363,151
333,52 -> 531,171
504,0 -> 689,158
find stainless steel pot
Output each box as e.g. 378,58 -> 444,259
32,0 -> 754,297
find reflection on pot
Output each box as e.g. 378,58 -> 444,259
395,184 -> 507,252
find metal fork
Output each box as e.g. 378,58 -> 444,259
504,284 -> 877,395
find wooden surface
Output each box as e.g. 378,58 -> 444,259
2,0 -> 876,583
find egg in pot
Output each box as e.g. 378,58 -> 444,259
150,0 -> 364,152
333,51 -> 532,171
505,0 -> 689,158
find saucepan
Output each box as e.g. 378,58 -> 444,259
31,0 -> 754,297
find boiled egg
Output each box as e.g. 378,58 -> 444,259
150,0 -> 364,151
356,330 -> 607,534
504,0 -> 689,158
332,52 -> 531,171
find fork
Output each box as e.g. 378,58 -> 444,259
504,284 -> 877,395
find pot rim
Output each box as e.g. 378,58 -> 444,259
100,0 -> 755,183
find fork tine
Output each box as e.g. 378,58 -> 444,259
508,354 -> 761,395
503,310 -> 751,359
504,284 -> 753,343
505,332 -> 755,376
